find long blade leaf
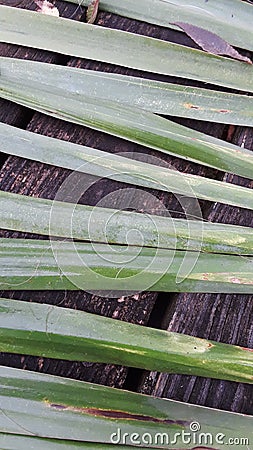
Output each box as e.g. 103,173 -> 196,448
1,190 -> 253,255
0,433 -> 137,450
0,366 -> 252,447
1,298 -> 253,383
1,89 -> 253,180
1,6 -> 253,93
1,123 -> 253,210
1,57 -> 253,125
0,238 -> 253,293
65,0 -> 253,53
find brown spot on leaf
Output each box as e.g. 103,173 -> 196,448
184,103 -> 201,110
241,347 -> 253,352
48,403 -> 187,426
191,448 -> 218,450
230,277 -> 242,284
50,403 -> 66,409
202,273 -> 209,280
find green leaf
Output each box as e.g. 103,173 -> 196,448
63,0 -> 253,53
1,56 -> 253,125
1,190 -> 253,255
0,365 -> 252,447
1,88 -> 253,181
1,123 -> 253,210
0,238 -> 253,293
0,433 -> 137,450
1,6 -> 253,93
1,298 -> 253,383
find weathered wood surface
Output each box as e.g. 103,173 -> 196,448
0,0 -> 252,414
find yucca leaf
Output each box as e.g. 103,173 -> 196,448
1,6 -> 253,93
0,238 -> 253,293
1,190 -> 253,255
1,94 -> 253,181
1,57 -> 253,125
65,0 -> 253,53
0,434 -> 137,450
1,123 -> 253,210
1,298 -> 253,383
0,366 -> 252,447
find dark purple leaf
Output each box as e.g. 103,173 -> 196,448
86,0 -> 100,24
173,22 -> 252,64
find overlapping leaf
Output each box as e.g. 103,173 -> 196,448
1,57 -> 253,125
0,2 -> 252,446
1,238 -> 253,293
1,6 -> 253,93
1,80 -> 253,179
0,366 -> 252,448
63,0 -> 253,52
1,190 -> 253,254
1,123 -> 253,209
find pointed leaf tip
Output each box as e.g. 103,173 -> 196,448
86,0 -> 100,24
173,22 -> 252,64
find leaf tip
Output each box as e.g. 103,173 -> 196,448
86,0 -> 100,24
